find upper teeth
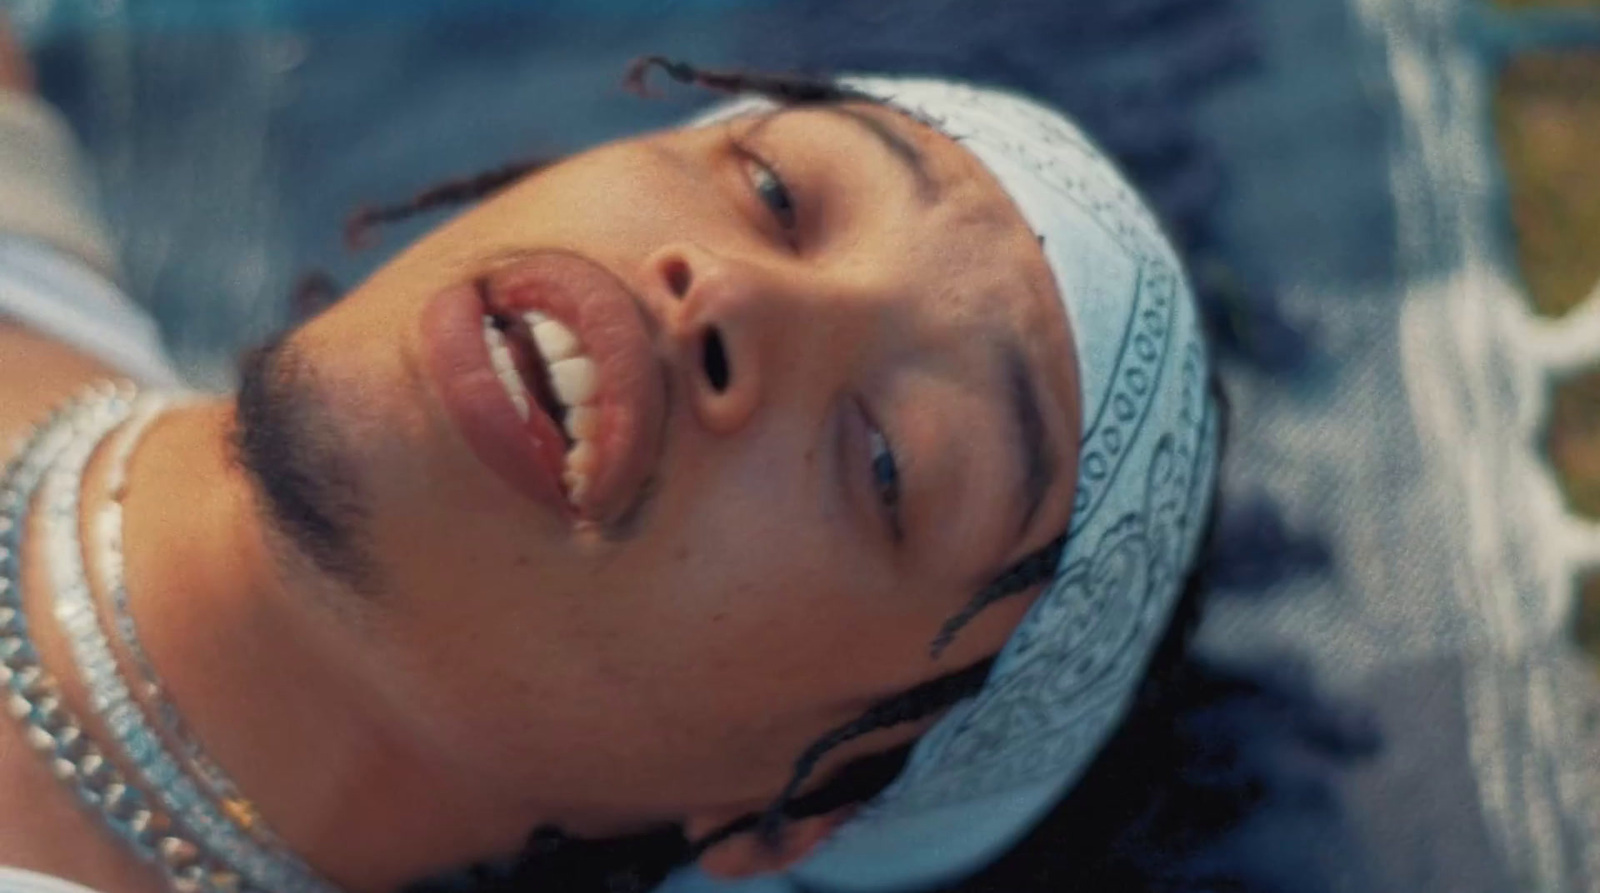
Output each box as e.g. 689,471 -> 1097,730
482,311 -> 604,507
530,313 -> 581,361
549,357 -> 598,406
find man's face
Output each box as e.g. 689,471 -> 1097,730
243,101 -> 1081,833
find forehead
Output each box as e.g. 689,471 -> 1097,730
853,99 -> 1064,325
785,100 -> 1072,388
686,99 -> 1068,335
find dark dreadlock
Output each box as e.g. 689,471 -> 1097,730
357,59 -> 1272,893
298,59 -> 870,322
342,158 -> 557,251
622,55 -> 876,106
334,57 -> 868,257
932,532 -> 1067,658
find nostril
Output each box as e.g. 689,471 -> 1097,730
664,257 -> 692,299
702,328 -> 730,393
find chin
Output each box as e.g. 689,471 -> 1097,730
235,324 -> 388,594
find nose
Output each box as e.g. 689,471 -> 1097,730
646,242 -> 795,437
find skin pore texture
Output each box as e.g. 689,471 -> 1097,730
0,97 -> 1082,892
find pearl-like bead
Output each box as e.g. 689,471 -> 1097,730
102,782 -> 135,817
0,636 -> 29,663
13,666 -> 44,696
78,750 -> 109,786
158,835 -> 200,867
24,725 -> 54,752
53,725 -> 85,758
33,694 -> 65,730
129,808 -> 169,845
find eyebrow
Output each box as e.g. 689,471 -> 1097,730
804,105 -> 942,204
1003,342 -> 1055,540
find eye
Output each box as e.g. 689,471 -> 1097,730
744,154 -> 797,232
867,423 -> 904,541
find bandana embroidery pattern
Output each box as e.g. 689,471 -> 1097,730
879,339 -> 1215,813
690,76 -> 1219,889
807,78 -> 1221,823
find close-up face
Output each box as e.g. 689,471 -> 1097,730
239,99 -> 1082,833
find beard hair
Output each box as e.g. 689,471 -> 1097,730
233,331 -> 377,596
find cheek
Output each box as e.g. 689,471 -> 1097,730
571,441 -> 901,704
601,473 -> 855,673
478,148 -> 706,255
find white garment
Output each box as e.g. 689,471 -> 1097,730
0,235 -> 180,386
0,868 -> 104,893
0,87 -> 179,386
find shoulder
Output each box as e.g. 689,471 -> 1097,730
0,237 -> 181,447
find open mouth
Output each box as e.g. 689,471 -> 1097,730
480,310 -> 600,504
419,250 -> 666,528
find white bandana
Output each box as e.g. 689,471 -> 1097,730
683,75 -> 1220,892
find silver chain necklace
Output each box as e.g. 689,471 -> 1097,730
91,393 -> 285,851
0,384 -> 343,893
0,384 -> 220,891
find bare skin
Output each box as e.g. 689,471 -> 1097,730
0,18 -> 1083,892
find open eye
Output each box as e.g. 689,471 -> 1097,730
745,155 -> 797,232
867,423 -> 903,541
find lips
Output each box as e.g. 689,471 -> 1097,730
422,251 -> 666,526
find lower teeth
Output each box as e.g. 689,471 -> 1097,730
482,317 -> 531,422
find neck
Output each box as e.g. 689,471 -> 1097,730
28,398 -> 538,892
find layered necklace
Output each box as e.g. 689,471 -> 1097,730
0,383 -> 342,893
